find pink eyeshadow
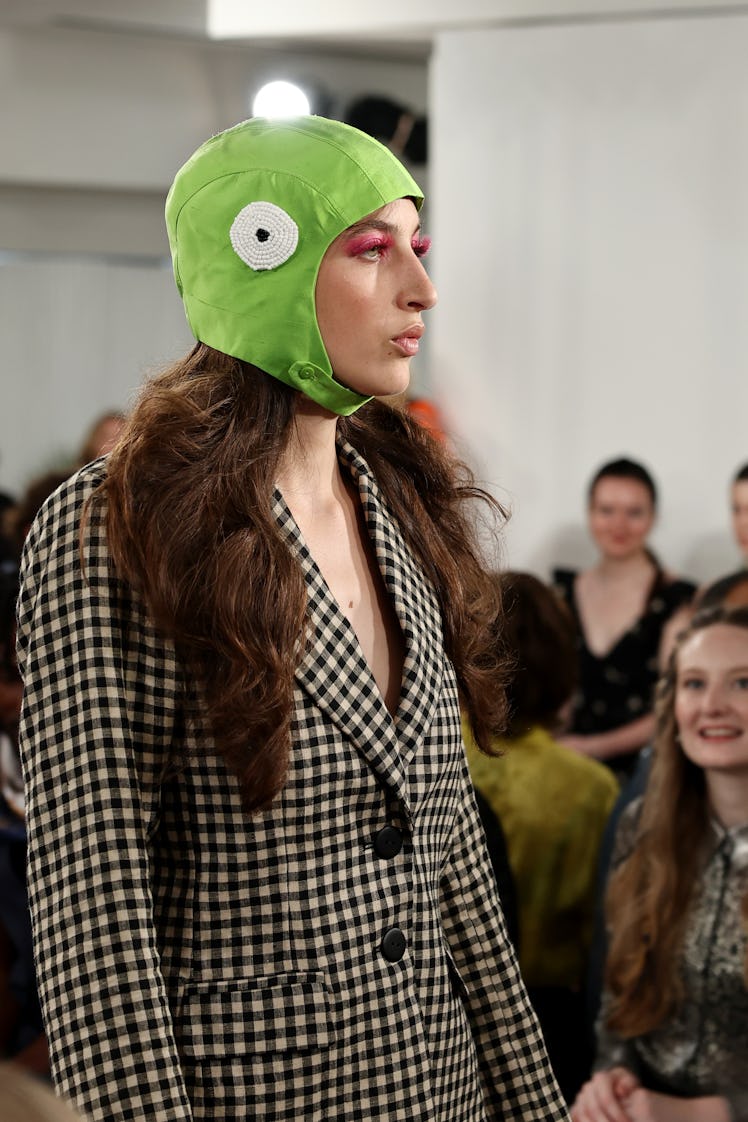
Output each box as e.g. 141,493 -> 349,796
344,232 -> 394,256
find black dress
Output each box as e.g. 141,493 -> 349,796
553,567 -> 696,778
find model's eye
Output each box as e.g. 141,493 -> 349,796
230,201 -> 299,271
412,235 -> 432,258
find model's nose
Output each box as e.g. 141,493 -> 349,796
404,258 -> 438,311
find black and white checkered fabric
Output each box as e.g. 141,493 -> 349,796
17,441 -> 568,1121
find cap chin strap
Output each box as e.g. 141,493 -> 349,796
286,361 -> 371,416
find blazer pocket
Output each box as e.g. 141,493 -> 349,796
178,972 -> 336,1057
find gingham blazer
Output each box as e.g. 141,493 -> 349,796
17,442 -> 568,1122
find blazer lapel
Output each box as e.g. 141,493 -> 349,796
273,439 -> 446,805
272,486 -> 411,809
343,443 -> 445,768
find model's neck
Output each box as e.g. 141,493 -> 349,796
275,398 -> 342,506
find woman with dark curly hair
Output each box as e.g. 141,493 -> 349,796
16,117 -> 565,1122
572,606 -> 748,1122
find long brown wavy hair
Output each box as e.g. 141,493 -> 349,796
96,343 -> 509,812
604,605 -> 748,1037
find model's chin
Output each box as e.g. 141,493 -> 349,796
336,362 -> 412,400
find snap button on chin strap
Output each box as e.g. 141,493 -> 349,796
286,361 -> 372,417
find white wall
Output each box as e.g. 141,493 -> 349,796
1,254 -> 191,482
430,13 -> 748,583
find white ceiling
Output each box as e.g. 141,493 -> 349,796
3,0 -> 748,63
0,0 -> 429,59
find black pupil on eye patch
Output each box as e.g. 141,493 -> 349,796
255,228 -> 270,243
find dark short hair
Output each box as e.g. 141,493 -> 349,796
588,457 -> 657,508
733,462 -> 748,484
498,571 -> 578,737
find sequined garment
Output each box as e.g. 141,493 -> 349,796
596,799 -> 748,1120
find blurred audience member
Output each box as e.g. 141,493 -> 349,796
0,469 -> 67,1075
464,571 -> 619,1102
473,787 -> 520,953
0,557 -> 46,1073
730,462 -> 748,565
0,492 -> 18,544
573,606 -> 748,1122
76,409 -> 126,467
554,458 -> 695,780
0,556 -> 22,809
404,396 -> 448,442
0,1063 -> 81,1121
13,472 -> 71,552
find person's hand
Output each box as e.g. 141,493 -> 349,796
558,733 -> 597,756
621,1089 -> 731,1122
571,1067 -> 640,1122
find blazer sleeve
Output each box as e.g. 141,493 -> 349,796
16,471 -> 194,1122
439,755 -> 570,1121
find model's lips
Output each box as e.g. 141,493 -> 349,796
391,324 -> 424,356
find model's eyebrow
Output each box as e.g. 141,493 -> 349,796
343,217 -> 422,238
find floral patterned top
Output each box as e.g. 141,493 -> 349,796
596,799 -> 748,1121
553,568 -> 696,775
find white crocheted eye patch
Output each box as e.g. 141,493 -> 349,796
229,201 -> 299,271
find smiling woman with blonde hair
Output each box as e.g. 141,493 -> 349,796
572,606 -> 748,1122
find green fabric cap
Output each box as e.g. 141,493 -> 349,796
165,116 -> 423,415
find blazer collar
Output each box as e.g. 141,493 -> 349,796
273,439 -> 445,810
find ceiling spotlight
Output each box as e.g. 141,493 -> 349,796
252,81 -> 311,118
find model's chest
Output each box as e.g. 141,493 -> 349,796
283,481 -> 405,716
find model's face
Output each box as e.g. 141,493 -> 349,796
731,480 -> 748,561
588,477 -> 655,561
675,623 -> 748,778
315,198 -> 437,400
